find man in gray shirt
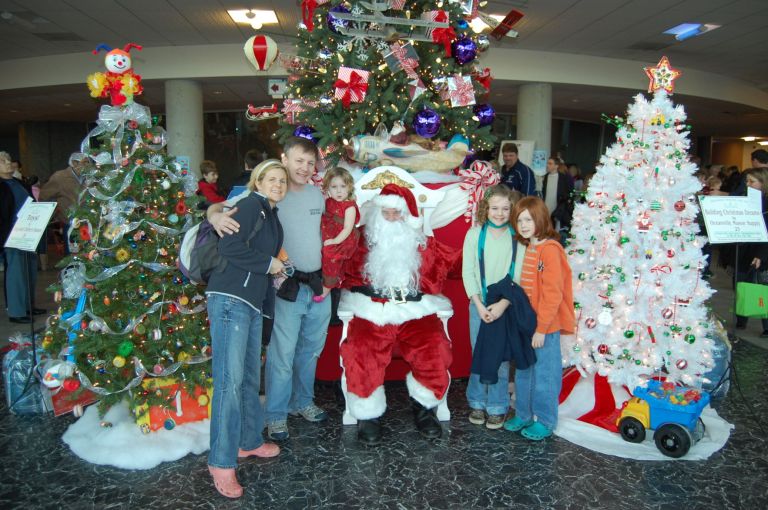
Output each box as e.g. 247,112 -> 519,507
208,137 -> 330,441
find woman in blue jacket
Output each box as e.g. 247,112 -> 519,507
205,160 -> 288,498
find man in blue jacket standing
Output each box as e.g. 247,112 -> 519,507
500,143 -> 536,196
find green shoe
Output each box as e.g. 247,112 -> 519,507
503,416 -> 533,432
521,421 -> 552,441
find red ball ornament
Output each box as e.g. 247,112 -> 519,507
675,359 -> 688,370
585,317 -> 597,329
674,200 -> 686,212
667,249 -> 675,258
662,307 -> 674,319
62,378 -> 81,392
175,201 -> 187,215
153,364 -> 164,375
598,344 -> 609,354
588,201 -> 595,208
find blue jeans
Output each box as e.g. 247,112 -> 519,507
265,284 -> 330,424
207,294 -> 266,468
466,303 -> 510,415
514,332 -> 562,430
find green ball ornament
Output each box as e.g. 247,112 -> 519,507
620,236 -> 629,244
578,272 -> 586,281
635,360 -> 642,365
117,341 -> 134,357
616,267 -> 623,273
573,346 -> 581,352
624,330 -> 634,339
685,334 -> 696,344
135,324 -> 146,335
619,274 -> 626,283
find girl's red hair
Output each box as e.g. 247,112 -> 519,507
511,196 -> 559,245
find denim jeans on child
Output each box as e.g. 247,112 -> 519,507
466,303 -> 510,416
207,293 -> 266,468
514,331 -> 561,430
265,284 -> 330,425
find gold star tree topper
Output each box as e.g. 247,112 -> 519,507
644,56 -> 682,94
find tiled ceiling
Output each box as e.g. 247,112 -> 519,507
0,0 -> 766,137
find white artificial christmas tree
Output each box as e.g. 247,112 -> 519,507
563,57 -> 716,390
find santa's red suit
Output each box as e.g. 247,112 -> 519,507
339,189 -> 461,421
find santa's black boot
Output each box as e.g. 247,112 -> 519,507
357,418 -> 382,445
411,398 -> 442,439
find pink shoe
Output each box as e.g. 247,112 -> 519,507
312,294 -> 327,303
208,466 -> 243,499
238,442 -> 280,458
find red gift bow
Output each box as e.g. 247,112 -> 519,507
448,76 -> 475,106
459,161 -> 500,223
431,11 -> 457,57
473,67 -> 493,92
301,0 -> 329,32
334,70 -> 369,108
390,44 -> 419,78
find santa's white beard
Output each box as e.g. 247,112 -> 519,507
363,214 -> 425,295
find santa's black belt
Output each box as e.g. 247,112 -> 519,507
349,286 -> 423,302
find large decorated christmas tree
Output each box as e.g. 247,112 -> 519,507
563,57 -> 716,390
42,44 -> 212,426
276,0 -> 497,169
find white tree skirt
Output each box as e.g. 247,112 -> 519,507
63,401 -> 210,470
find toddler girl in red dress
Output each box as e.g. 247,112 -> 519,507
314,167 -> 360,302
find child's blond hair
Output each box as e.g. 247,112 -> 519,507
322,167 -> 355,200
476,184 -> 521,224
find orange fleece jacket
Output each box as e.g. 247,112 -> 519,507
519,239 -> 576,335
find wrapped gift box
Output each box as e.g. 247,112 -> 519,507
134,377 -> 212,433
334,67 -> 370,107
440,75 -> 476,107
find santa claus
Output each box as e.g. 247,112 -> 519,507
340,184 -> 460,445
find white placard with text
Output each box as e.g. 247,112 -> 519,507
3,198 -> 57,251
698,188 -> 768,244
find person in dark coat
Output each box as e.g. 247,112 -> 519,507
471,274 -> 537,384
735,167 -> 768,336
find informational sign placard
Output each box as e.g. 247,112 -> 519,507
699,188 -> 768,244
3,198 -> 57,252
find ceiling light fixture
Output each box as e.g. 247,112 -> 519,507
759,141 -> 768,146
469,14 -> 504,34
227,9 -> 278,30
742,136 -> 757,142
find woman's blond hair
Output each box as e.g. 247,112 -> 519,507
247,159 -> 287,191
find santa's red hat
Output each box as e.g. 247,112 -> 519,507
372,183 -> 423,229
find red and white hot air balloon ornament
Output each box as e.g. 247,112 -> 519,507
244,34 -> 279,71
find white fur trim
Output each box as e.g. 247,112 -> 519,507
339,290 -> 451,326
346,385 -> 386,420
406,372 -> 445,409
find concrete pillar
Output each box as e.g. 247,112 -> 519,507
517,83 -> 552,159
165,80 -> 204,177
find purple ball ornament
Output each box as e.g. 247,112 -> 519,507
452,36 -> 477,65
327,5 -> 351,34
473,104 -> 496,127
293,125 -> 317,143
412,108 -> 441,139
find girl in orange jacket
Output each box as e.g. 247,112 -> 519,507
504,196 -> 575,440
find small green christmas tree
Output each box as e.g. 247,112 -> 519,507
44,66 -> 211,419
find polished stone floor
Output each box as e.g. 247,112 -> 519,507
1,336 -> 767,509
